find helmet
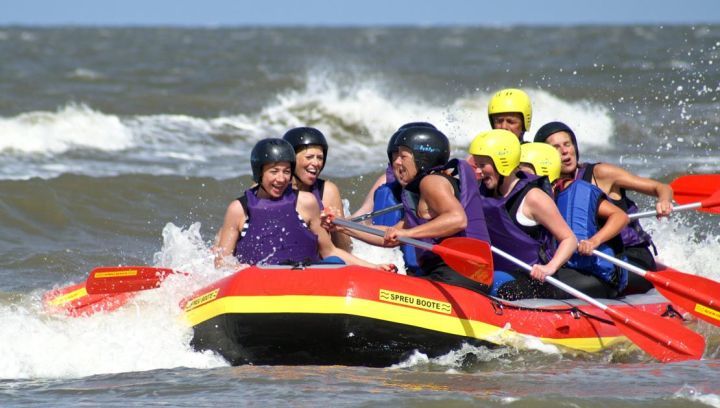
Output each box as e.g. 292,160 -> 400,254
487,88 -> 532,131
387,122 -> 437,163
250,138 -> 296,183
282,127 -> 329,170
520,142 -> 561,182
533,121 -> 579,161
468,129 -> 520,177
394,125 -> 450,174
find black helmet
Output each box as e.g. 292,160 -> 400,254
387,122 -> 437,163
394,126 -> 450,174
282,127 -> 329,171
534,121 -> 579,161
250,138 -> 296,183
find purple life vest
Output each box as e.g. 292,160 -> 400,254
480,171 -> 555,272
402,159 -> 490,267
233,186 -> 320,265
577,163 -> 654,249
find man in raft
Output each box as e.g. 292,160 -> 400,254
349,122 -> 438,274
213,138 -> 391,271
534,121 -> 672,293
333,124 -> 492,293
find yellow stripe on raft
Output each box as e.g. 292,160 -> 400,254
93,269 -> 138,279
183,295 -> 625,353
48,287 -> 88,306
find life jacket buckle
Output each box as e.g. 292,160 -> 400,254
570,308 -> 582,319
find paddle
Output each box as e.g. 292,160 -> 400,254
332,218 -> 493,285
43,282 -> 134,317
671,174 -> 720,199
671,174 -> 720,214
350,203 -> 404,222
591,250 -> 720,327
85,266 -> 177,295
629,188 -> 720,220
491,245 -> 705,362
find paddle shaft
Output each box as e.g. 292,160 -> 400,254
491,245 -> 698,357
629,202 -> 701,220
592,249 -> 647,277
490,246 -> 609,311
334,217 -> 493,285
592,249 -> 720,316
333,218 -> 433,250
349,204 -> 404,222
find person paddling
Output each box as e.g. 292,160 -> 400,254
350,122 -> 437,274
534,121 -> 670,293
283,127 -> 352,252
469,129 -> 613,300
520,142 -> 631,297
213,138 -> 389,271
335,125 -> 492,293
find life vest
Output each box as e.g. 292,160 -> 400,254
372,166 -> 419,273
373,166 -> 404,226
555,179 -> 628,291
577,163 -> 655,251
402,159 -> 490,268
233,186 -> 320,265
480,171 -> 555,272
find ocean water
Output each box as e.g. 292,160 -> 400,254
1,25 -> 720,406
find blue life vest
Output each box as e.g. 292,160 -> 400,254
233,186 -> 320,265
402,159 -> 490,269
555,179 -> 628,291
577,163 -> 654,251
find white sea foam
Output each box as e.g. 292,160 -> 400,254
0,104 -> 134,155
675,385 -> 720,408
0,223 -> 229,379
0,72 -> 617,180
451,88 -> 614,150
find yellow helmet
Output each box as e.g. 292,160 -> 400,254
487,88 -> 532,131
520,142 -> 561,182
468,129 -> 520,177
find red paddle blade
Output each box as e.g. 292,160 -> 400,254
436,237 -> 494,286
43,282 -> 133,317
698,190 -> 720,214
648,268 -> 720,327
604,306 -> 705,362
671,174 -> 720,196
85,266 -> 176,294
672,175 -> 720,214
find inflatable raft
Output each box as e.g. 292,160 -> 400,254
180,264 -> 688,367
